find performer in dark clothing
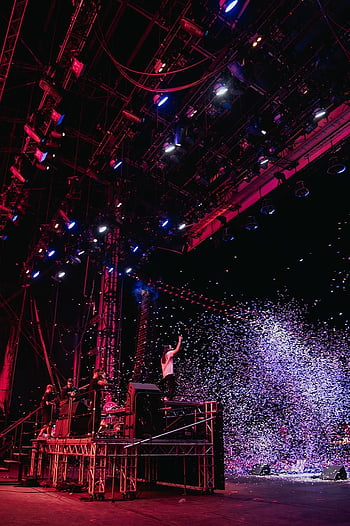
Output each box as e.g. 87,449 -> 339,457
37,384 -> 57,438
160,335 -> 183,400
88,369 -> 107,435
60,378 -> 78,401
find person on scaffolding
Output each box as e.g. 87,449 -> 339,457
37,384 -> 57,438
160,334 -> 183,401
88,369 -> 107,435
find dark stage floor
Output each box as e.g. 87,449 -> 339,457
1,474 -> 350,525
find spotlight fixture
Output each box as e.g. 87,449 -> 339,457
186,106 -> 197,118
10,165 -> 26,183
179,18 -> 204,38
52,269 -> 66,282
244,215 -> 259,231
97,224 -> 108,234
31,270 -> 41,279
326,156 -> 347,175
313,108 -> 327,121
67,220 -> 76,230
258,155 -> 269,167
164,142 -> 176,154
222,226 -> 235,242
51,109 -> 65,125
24,124 -> 42,143
110,159 -> 123,170
34,148 -> 48,163
294,180 -> 310,197
178,222 -> 187,230
71,57 -> 85,78
153,94 -> 169,107
214,82 -> 228,97
58,210 -> 77,230
68,255 -> 82,265
259,198 -> 276,215
222,0 -> 239,14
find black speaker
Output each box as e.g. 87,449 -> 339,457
55,401 -> 88,437
321,465 -> 347,480
250,464 -> 271,476
125,383 -> 163,439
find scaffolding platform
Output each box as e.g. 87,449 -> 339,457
28,400 -> 224,499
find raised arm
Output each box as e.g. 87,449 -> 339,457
172,334 -> 183,355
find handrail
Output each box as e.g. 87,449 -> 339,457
124,415 -> 215,449
0,406 -> 40,439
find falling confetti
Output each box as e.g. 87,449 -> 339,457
153,295 -> 350,475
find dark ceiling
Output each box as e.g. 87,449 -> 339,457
0,0 -> 349,286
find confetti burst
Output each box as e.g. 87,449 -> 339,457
156,297 -> 350,475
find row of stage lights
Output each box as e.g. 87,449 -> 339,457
23,210 -> 191,284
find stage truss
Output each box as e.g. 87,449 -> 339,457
29,401 -> 222,499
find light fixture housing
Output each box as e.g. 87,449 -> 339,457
294,180 -> 310,197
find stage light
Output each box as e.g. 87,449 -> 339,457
107,266 -> 115,273
67,220 -> 76,230
222,226 -> 235,242
122,109 -> 143,124
125,267 -> 133,274
110,159 -> 123,170
50,130 -> 65,139
132,245 -> 139,253
214,82 -> 228,97
178,222 -> 187,230
327,156 -> 347,175
11,213 -> 19,223
24,124 -> 42,143
294,180 -> 310,197
97,224 -> 108,234
258,155 -> 269,167
51,109 -> 65,125
71,58 -> 85,78
164,142 -> 176,154
34,148 -> 48,163
68,255 -> 81,265
10,165 -> 26,183
47,249 -> 56,258
313,108 -> 327,121
161,219 -> 169,227
186,106 -> 197,119
179,18 -> 204,38
31,270 -> 41,279
259,198 -> 276,215
244,216 -> 259,231
222,0 -> 239,13
154,94 -> 169,107
53,269 -> 66,282
154,59 -> 167,73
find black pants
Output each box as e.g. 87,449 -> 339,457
163,374 -> 176,400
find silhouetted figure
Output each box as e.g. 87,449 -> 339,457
160,335 -> 183,400
37,384 -> 57,438
88,369 -> 107,435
